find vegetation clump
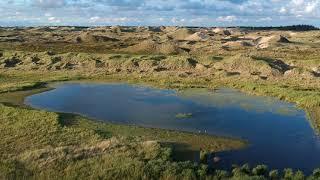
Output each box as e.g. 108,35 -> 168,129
176,113 -> 193,119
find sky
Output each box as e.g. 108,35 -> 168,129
0,0 -> 319,27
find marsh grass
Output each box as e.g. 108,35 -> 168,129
1,70 -> 319,127
1,55 -> 320,178
0,70 -> 244,179
0,93 -> 244,179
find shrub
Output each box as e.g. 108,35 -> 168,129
181,169 -> 197,180
196,164 -> 208,178
269,169 -> 279,179
240,163 -> 251,174
150,55 -> 167,61
312,168 -> 320,178
293,170 -> 305,180
211,56 -> 224,61
252,165 -> 268,176
232,166 -> 246,177
214,170 -> 229,179
200,150 -> 209,164
159,147 -> 172,161
284,168 -> 294,179
109,55 -> 122,59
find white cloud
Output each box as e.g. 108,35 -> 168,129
258,17 -> 273,21
171,17 -> 185,23
1,0 -> 320,26
216,15 -> 237,22
280,0 -> 320,18
305,1 -> 317,13
88,16 -> 140,25
89,16 -> 100,23
48,16 -> 61,23
279,7 -> 287,14
292,0 -> 305,6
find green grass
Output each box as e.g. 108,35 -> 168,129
2,104 -> 320,179
1,50 -> 320,178
0,69 -> 319,129
224,80 -> 320,108
176,113 -> 193,119
0,102 -> 244,179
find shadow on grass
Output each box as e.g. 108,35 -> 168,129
18,82 -> 48,92
162,142 -> 200,162
57,112 -> 113,139
0,102 -> 23,108
57,113 -> 79,127
251,56 -> 292,73
0,159 -> 33,179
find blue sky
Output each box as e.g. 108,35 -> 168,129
0,0 -> 319,27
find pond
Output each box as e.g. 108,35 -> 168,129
24,82 -> 320,173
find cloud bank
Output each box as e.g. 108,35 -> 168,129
0,0 -> 319,26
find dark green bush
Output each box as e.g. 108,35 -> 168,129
312,168 -> 320,178
269,169 -> 279,179
293,170 -> 305,180
200,150 -> 209,164
241,163 -> 251,174
284,168 -> 294,179
252,165 -> 268,176
214,170 -> 229,179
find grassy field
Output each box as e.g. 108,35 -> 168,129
0,71 -> 248,179
0,69 -> 320,131
2,99 -> 320,179
0,104 -> 247,179
0,50 -> 320,179
0,70 -> 320,179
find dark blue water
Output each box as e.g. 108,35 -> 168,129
24,83 -> 320,173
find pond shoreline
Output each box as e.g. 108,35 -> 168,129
1,75 -> 320,174
0,81 -> 247,160
22,81 -> 320,173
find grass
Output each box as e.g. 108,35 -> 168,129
176,113 -> 193,119
306,107 -> 320,134
55,113 -> 244,151
0,69 -> 319,128
0,49 -> 320,178
218,79 -> 320,108
0,92 -> 244,179
2,105 -> 320,179
0,105 -> 99,157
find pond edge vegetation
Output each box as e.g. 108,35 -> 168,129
0,71 -> 320,178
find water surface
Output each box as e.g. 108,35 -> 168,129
25,83 -> 320,173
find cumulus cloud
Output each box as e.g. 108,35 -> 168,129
0,0 -> 320,26
257,17 -> 273,22
48,16 -> 61,23
216,15 -> 237,22
305,1 -> 318,13
88,16 -> 140,25
279,7 -> 287,14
